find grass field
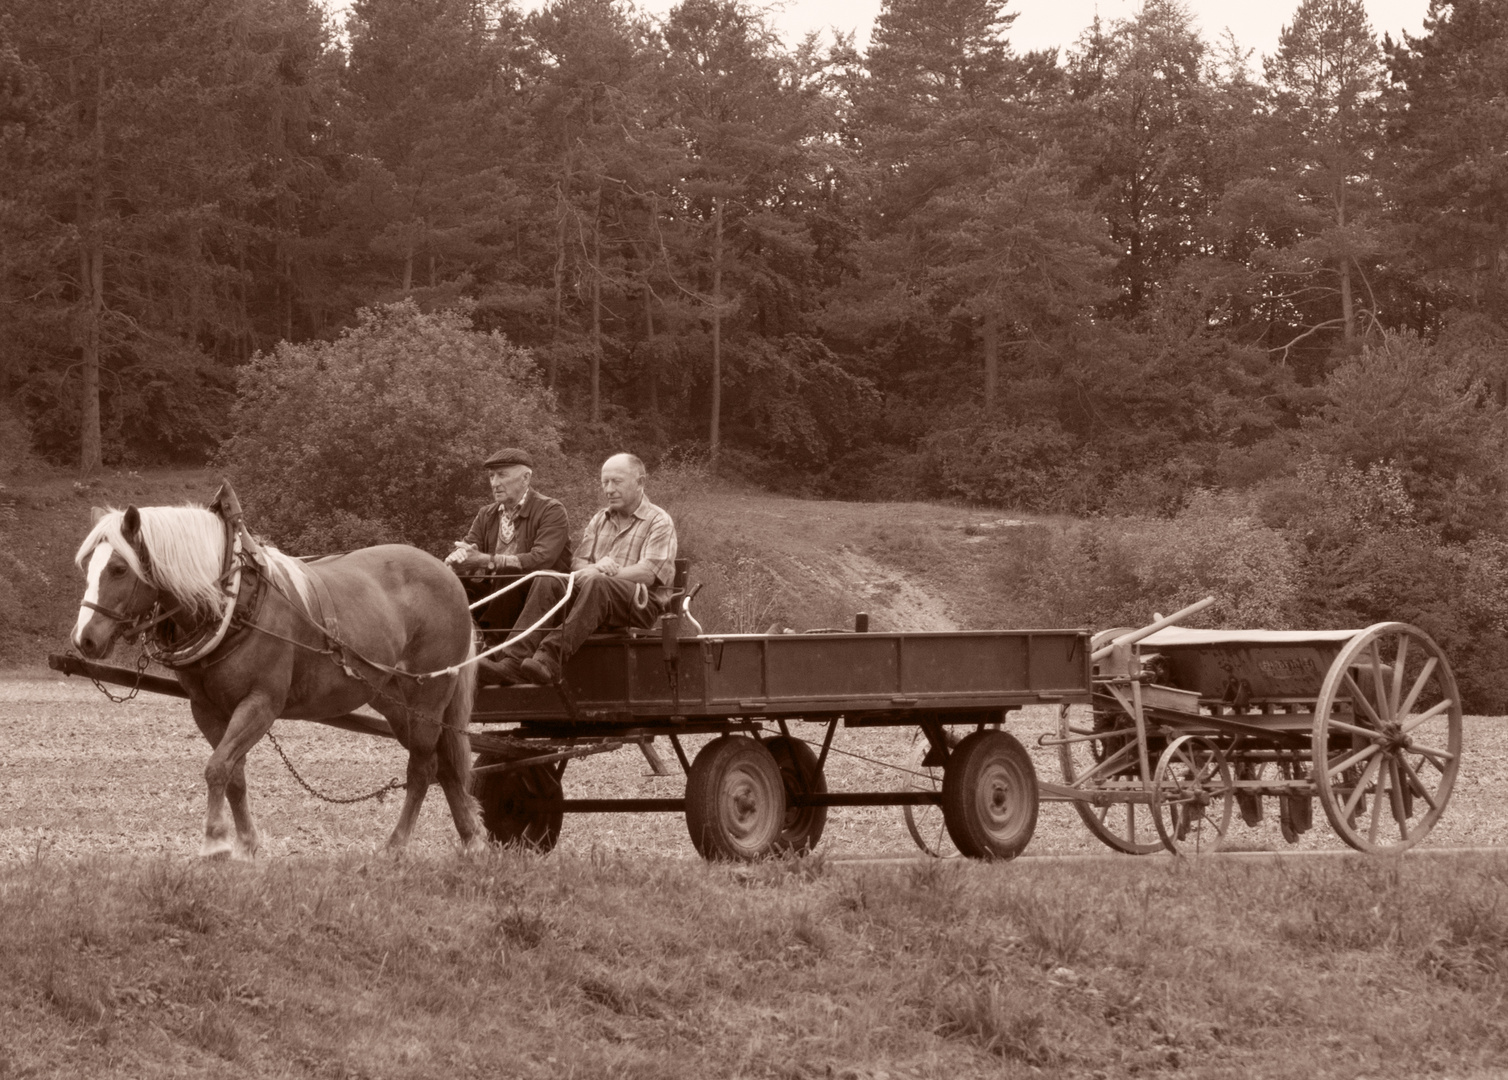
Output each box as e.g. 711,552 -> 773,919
3,848 -> 1508,1078
6,467 -> 1508,1077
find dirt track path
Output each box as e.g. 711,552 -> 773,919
4,675 -> 1505,864
675,491 -> 1030,632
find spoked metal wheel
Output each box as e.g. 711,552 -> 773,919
1057,704 -> 1162,855
899,729 -> 959,858
1313,622 -> 1462,853
1150,736 -> 1234,855
685,735 -> 787,861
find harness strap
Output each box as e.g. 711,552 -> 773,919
303,565 -> 346,667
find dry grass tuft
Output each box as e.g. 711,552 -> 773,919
2,851 -> 1508,1076
931,977 -> 1055,1064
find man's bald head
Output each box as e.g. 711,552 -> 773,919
603,452 -> 645,479
600,453 -> 647,515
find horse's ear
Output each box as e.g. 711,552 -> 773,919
90,506 -> 106,525
122,506 -> 141,538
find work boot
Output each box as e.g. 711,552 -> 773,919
518,655 -> 560,686
476,656 -> 527,686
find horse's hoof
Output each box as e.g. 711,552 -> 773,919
199,840 -> 233,860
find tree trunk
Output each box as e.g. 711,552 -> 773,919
1337,188 -> 1355,353
79,216 -> 103,474
549,167 -> 569,391
77,57 -> 106,474
983,310 -> 999,413
590,187 -> 602,425
644,278 -> 659,424
709,196 -> 723,474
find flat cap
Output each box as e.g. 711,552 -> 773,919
484,447 -> 533,469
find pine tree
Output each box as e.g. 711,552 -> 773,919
2,0 -> 336,468
1265,0 -> 1384,355
1385,0 -> 1508,324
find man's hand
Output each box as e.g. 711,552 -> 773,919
594,556 -> 622,577
446,543 -> 491,573
444,542 -> 475,567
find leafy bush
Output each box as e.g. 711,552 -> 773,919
919,418 -> 1096,512
989,493 -> 1300,631
721,335 -> 883,485
219,301 -> 563,553
0,401 -> 40,478
1301,333 -> 1508,541
1262,459 -> 1508,713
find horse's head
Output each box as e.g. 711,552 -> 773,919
73,506 -> 162,659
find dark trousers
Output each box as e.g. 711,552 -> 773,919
502,574 -> 659,672
463,576 -> 525,635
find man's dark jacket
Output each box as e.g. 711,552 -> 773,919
461,490 -> 572,572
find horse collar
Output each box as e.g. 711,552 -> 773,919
147,525 -> 247,668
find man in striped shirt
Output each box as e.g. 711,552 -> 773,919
492,452 -> 678,685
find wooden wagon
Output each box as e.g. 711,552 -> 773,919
1049,609 -> 1463,855
51,583 -> 1463,860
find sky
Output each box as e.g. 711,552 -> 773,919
614,0 -> 1433,57
321,0 -> 1434,61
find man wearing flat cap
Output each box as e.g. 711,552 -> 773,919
488,452 -> 677,687
446,449 -> 571,677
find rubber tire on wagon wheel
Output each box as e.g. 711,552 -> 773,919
1312,622 -> 1462,854
765,735 -> 827,855
685,735 -> 787,861
941,729 -> 1038,861
473,751 -> 564,853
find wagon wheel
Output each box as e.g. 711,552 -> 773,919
899,729 -> 959,858
765,735 -> 827,855
685,735 -> 786,861
472,751 -> 564,853
1149,736 -> 1234,856
940,730 -> 1038,861
1057,704 -> 1163,855
1312,622 -> 1462,853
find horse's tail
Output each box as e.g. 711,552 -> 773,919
438,634 -> 479,802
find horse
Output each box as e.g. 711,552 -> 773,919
70,502 -> 485,859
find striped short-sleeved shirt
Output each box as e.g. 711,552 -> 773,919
577,498 -> 678,606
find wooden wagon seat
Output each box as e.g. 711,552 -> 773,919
622,556 -> 695,638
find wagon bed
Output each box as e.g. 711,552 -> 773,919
472,628 -> 1091,732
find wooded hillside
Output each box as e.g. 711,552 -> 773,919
5,0 -> 1506,503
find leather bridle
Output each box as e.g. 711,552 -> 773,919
81,543 -> 181,640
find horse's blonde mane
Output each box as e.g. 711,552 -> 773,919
76,505 -> 313,615
259,547 -> 315,610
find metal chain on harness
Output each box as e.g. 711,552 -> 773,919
85,651 -> 152,704
264,731 -> 407,805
